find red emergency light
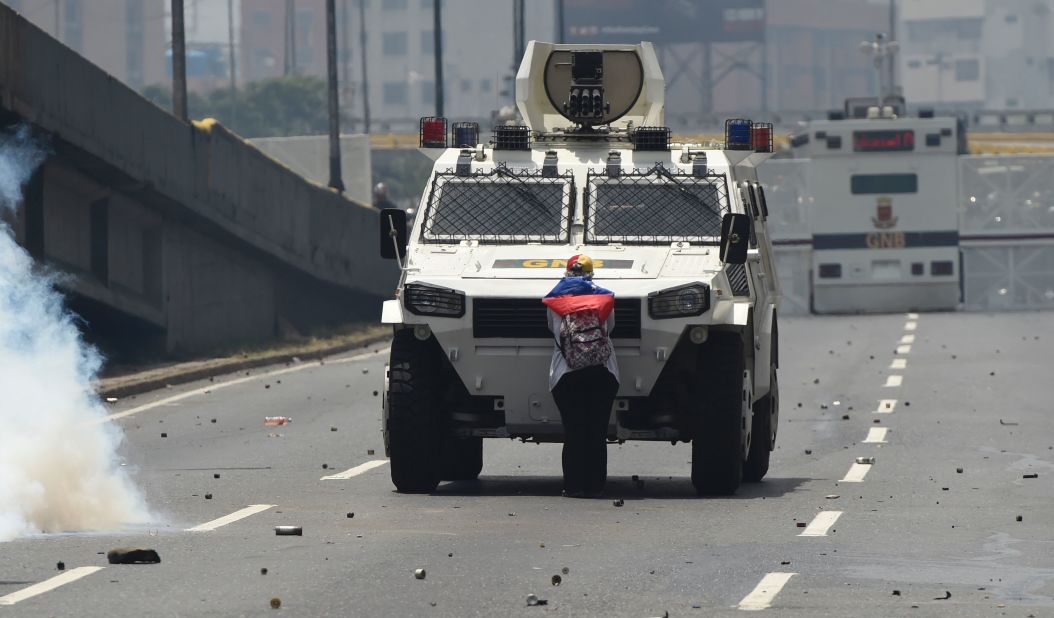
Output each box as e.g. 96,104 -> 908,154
752,123 -> 773,153
419,117 -> 447,148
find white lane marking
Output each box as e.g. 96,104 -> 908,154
900,334 -> 916,344
841,462 -> 872,482
907,312 -> 919,319
884,374 -> 903,388
904,321 -> 917,331
896,344 -> 912,355
875,399 -> 897,414
798,511 -> 842,537
863,427 -> 889,443
890,358 -> 907,370
737,572 -> 797,611
186,504 -> 276,532
0,567 -> 105,606
320,459 -> 389,480
99,347 -> 390,424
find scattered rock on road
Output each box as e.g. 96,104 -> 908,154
107,548 -> 161,564
270,597 -> 281,609
414,568 -> 426,580
56,561 -> 65,570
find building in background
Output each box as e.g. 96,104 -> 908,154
564,0 -> 893,126
241,0 -> 556,132
4,0 -> 167,91
899,0 -> 1054,110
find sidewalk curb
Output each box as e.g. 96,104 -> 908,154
96,332 -> 393,400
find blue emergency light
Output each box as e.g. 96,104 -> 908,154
725,118 -> 753,151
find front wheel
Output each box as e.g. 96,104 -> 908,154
691,332 -> 745,496
440,437 -> 483,481
387,329 -> 444,493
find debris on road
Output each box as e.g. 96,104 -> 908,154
205,493 -> 212,500
826,494 -> 840,500
526,594 -> 548,606
214,473 -> 221,479
261,568 -> 268,575
842,414 -> 850,420
211,418 -> 217,423
1023,473 -> 1039,479
551,574 -> 562,586
1016,515 -> 1023,522
161,432 -> 167,438
107,548 -> 161,564
562,567 -> 569,574
956,468 -> 963,474
805,449 -> 812,455
373,391 -> 379,396
780,560 -> 790,565
855,456 -> 875,465
265,416 -> 292,426
796,522 -> 807,528
56,561 -> 65,570
346,512 -> 354,518
934,591 -> 951,600
330,427 -> 338,432
322,463 -> 328,469
892,590 -> 901,596
270,597 -> 281,609
999,419 -> 1018,426
414,568 -> 426,580
105,397 -> 118,403
367,449 -> 375,455
275,526 -> 303,536
613,499 -> 624,507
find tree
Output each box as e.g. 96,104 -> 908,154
141,76 -> 330,138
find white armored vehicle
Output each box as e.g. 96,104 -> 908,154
378,41 -> 780,495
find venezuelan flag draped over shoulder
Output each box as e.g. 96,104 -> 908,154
542,277 -> 615,321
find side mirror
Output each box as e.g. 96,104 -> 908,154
719,213 -> 750,265
379,208 -> 407,260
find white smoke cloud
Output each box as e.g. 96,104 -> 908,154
0,125 -> 149,541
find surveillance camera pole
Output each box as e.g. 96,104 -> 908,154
860,32 -> 899,109
326,0 -> 344,192
171,0 -> 188,121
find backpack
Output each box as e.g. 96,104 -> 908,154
557,309 -> 613,370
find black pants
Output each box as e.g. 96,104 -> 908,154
552,366 -> 619,495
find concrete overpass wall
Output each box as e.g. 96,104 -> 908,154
0,5 -> 396,356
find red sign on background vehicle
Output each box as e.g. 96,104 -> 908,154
853,130 -> 915,152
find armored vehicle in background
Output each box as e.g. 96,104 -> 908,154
378,41 -> 780,495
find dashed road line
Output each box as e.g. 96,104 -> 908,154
904,321 -> 917,331
890,358 -> 907,369
863,427 -> 889,443
841,462 -> 872,483
738,572 -> 797,611
875,399 -> 897,414
320,459 -> 390,480
884,375 -> 903,388
98,348 -> 390,424
186,504 -> 276,532
900,334 -> 916,344
798,511 -> 843,537
896,344 -> 912,355
0,566 -> 105,606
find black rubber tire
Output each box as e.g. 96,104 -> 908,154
743,365 -> 776,482
691,332 -> 745,496
387,329 -> 444,493
440,437 -> 483,481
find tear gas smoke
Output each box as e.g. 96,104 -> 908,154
0,125 -> 149,541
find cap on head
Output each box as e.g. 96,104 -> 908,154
565,254 -> 594,277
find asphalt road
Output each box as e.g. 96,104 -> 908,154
2,312 -> 1053,617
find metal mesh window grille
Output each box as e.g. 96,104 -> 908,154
584,165 -> 730,245
420,166 -> 573,244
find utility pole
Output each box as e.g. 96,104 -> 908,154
341,0 -> 352,130
326,0 -> 344,192
555,0 -> 564,44
888,0 -> 897,95
433,0 -> 443,117
358,0 -> 371,133
513,0 -> 525,66
284,0 -> 297,76
171,0 -> 188,121
227,0 -> 237,127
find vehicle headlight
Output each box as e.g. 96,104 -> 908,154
647,283 -> 710,319
403,283 -> 465,317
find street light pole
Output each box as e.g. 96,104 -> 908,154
433,0 -> 443,117
227,0 -> 237,128
326,0 -> 344,192
171,0 -> 188,121
358,0 -> 371,133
